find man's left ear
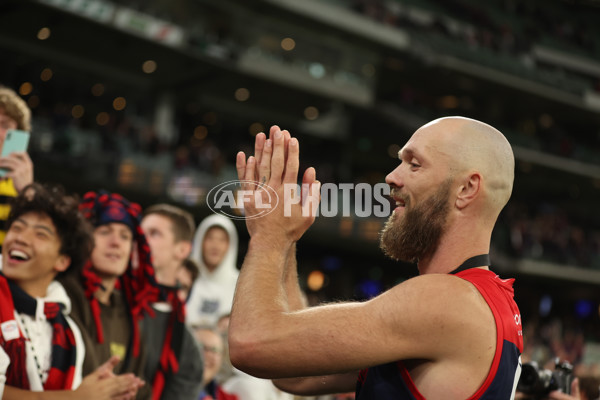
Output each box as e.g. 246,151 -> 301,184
54,254 -> 71,273
455,172 -> 481,210
176,241 -> 192,260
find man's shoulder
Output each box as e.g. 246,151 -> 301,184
390,273 -> 480,302
385,273 -> 495,331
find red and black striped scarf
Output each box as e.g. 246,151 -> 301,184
0,273 -> 77,390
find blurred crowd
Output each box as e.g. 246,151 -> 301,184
350,0 -> 600,92
496,202 -> 600,269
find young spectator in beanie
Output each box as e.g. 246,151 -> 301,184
61,191 -> 161,399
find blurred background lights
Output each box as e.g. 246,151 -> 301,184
539,295 -> 553,317
96,112 -> 110,126
113,96 -> 127,111
249,122 -> 264,136
202,111 -> 218,125
575,299 -> 594,319
37,27 -> 51,40
387,144 -> 401,158
304,106 -> 319,120
234,88 -> 250,102
322,256 -> 342,272
194,125 -> 208,140
19,82 -> 33,96
71,105 -> 85,119
142,60 -> 157,73
307,270 -> 326,291
27,95 -> 39,109
357,279 -> 382,299
91,83 -> 105,96
438,95 -> 459,109
308,62 -> 326,78
281,37 -> 296,51
40,68 -> 53,82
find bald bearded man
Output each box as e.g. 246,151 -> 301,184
229,117 -> 523,400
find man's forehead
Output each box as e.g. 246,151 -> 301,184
17,212 -> 58,232
143,213 -> 173,228
398,146 -> 417,159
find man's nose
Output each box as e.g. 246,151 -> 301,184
385,165 -> 404,189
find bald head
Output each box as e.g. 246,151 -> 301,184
412,116 -> 514,216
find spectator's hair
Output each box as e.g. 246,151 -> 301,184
144,203 -> 195,242
181,258 -> 200,282
0,86 -> 31,132
7,183 -> 94,275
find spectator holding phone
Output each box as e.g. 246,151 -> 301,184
0,86 -> 34,251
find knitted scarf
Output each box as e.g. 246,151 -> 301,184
0,273 -> 77,390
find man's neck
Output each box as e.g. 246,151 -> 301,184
154,262 -> 180,287
417,224 -> 492,275
17,275 -> 54,299
95,276 -> 117,305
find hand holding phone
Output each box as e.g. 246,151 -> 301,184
0,129 -> 33,191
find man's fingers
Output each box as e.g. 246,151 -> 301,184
254,132 -> 266,168
302,176 -> 321,217
301,167 -> 317,202
282,130 -> 291,164
269,125 -> 280,139
283,137 -> 299,184
258,139 -> 272,185
243,156 -> 256,190
302,166 -> 316,186
270,129 -> 285,184
236,152 -> 247,182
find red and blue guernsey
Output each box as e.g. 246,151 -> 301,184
356,268 -> 523,400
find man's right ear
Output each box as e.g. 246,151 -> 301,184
176,240 -> 192,260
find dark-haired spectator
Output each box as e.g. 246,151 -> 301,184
177,258 -> 199,302
0,183 -> 142,399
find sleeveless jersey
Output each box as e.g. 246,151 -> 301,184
355,268 -> 523,399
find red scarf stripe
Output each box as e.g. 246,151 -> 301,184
0,274 -> 77,390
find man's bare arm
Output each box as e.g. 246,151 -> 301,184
273,372 -> 358,396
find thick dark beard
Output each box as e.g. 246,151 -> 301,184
379,180 -> 452,263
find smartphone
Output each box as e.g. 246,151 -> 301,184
0,129 -> 31,177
